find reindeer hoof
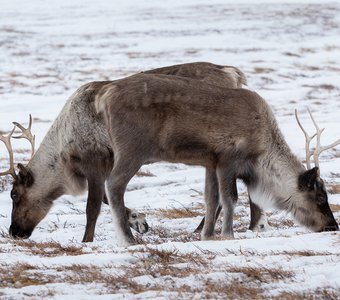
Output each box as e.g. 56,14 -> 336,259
201,234 -> 216,241
250,215 -> 270,232
128,210 -> 149,234
221,230 -> 234,239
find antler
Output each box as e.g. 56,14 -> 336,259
0,126 -> 18,179
12,114 -> 35,158
294,109 -> 316,169
307,108 -> 340,169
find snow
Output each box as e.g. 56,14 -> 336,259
1,0 -> 340,299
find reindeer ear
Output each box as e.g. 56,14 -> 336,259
298,167 -> 319,191
17,163 -> 34,187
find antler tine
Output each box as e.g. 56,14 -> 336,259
12,114 -> 35,158
0,126 -> 18,179
308,108 -> 340,169
295,109 -> 317,169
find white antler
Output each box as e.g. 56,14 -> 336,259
12,114 -> 35,158
307,108 -> 340,169
0,126 -> 18,179
295,109 -> 316,169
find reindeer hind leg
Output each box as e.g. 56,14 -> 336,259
200,168 -> 220,240
216,164 -> 238,238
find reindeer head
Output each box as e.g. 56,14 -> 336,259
294,109 -> 339,232
0,116 -> 50,239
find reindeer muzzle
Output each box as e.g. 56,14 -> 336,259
9,224 -> 32,239
323,224 -> 339,232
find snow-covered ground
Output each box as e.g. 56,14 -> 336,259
1,0 -> 340,298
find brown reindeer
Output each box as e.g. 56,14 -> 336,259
93,73 -> 338,245
196,108 -> 340,233
2,62 -> 254,242
144,63 -> 268,233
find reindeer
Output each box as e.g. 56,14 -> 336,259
145,62 -> 268,233
0,116 -> 148,241
2,62 -> 257,242
94,73 -> 339,245
196,108 -> 340,233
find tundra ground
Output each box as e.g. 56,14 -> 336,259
0,0 -> 340,299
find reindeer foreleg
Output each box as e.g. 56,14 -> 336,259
82,177 -> 105,242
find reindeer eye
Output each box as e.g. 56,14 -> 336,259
10,190 -> 19,202
131,213 -> 137,219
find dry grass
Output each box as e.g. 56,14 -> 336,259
127,246 -> 214,280
10,240 -> 87,257
330,204 -> 340,213
328,184 -> 340,195
274,288 -> 339,300
126,247 -> 296,299
125,247 -> 262,298
0,258 -> 268,298
253,67 -> 275,74
268,218 -> 295,229
0,263 -> 54,288
279,250 -> 334,257
172,279 -> 263,300
134,245 -> 214,264
0,263 -> 143,294
0,244 -> 328,298
0,229 -> 10,239
61,264 -> 144,294
227,265 -> 294,283
137,225 -> 201,244
155,206 -> 203,219
135,169 -> 155,177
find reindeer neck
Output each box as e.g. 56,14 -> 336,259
248,127 -> 305,211
26,118 -> 65,199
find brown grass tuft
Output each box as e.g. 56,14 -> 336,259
172,279 -> 263,300
0,263 -> 54,288
227,265 -> 294,283
61,264 -> 144,294
253,67 -> 275,74
155,206 -> 203,219
138,225 -> 201,244
274,288 -> 339,300
135,170 -> 155,177
328,184 -> 340,195
127,246 -> 215,280
11,240 -> 86,257
330,204 -> 340,213
278,250 -> 333,257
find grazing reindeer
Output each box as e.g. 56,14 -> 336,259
144,62 -> 268,233
95,73 -> 339,245
196,108 -> 340,233
1,115 -> 148,241
2,62 -> 252,242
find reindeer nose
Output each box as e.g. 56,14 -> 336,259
9,224 -> 31,239
323,224 -> 339,232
